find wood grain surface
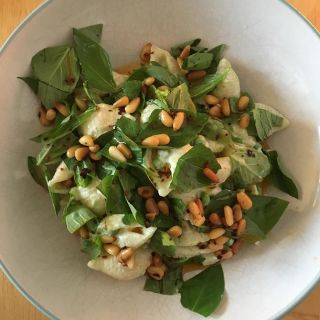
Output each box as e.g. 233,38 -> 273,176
0,1 -> 319,319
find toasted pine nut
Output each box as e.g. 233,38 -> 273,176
144,76 -> 155,86
55,103 -> 70,117
117,248 -> 134,264
158,85 -> 169,91
146,213 -> 157,221
108,146 -> 127,162
237,219 -> 247,236
208,242 -> 224,252
187,70 -> 207,82
117,143 -> 133,160
154,134 -> 171,145
75,96 -> 87,111
231,222 -> 239,230
208,227 -> 225,240
236,192 -> 253,209
167,225 -> 182,238
142,136 -> 160,147
157,200 -> 169,215
209,105 -> 223,118
137,186 -> 155,199
101,235 -> 116,244
203,167 -> 220,183
39,107 -> 52,126
79,135 -> 94,147
192,215 -> 206,227
173,112 -> 185,131
209,213 -> 222,225
152,253 -> 162,267
179,45 -> 191,59
233,204 -> 243,221
145,198 -> 159,214
113,96 -> 129,108
239,113 -> 250,128
126,255 -> 135,269
46,109 -> 56,121
147,265 -> 165,280
89,152 -> 102,161
188,200 -> 201,217
215,235 -> 230,245
62,178 -> 74,188
195,198 -> 204,215
204,95 -> 220,105
221,98 -> 231,117
66,145 -> 80,158
125,97 -> 141,114
176,57 -> 184,69
221,250 -> 233,260
104,244 -> 120,256
238,95 -> 250,111
140,42 -> 152,63
75,147 -> 89,161
232,240 -> 242,255
160,110 -> 174,128
89,144 -> 100,153
224,206 -> 234,226
78,226 -> 89,239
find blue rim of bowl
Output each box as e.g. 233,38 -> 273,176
0,1 -> 319,319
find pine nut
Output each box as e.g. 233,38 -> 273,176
117,143 -> 133,159
158,85 -> 169,91
125,97 -> 141,114
140,42 -> 152,63
208,228 -> 225,240
176,57 -> 184,69
209,213 -> 222,225
203,167 -> 220,183
232,240 -> 242,255
192,215 -> 205,227
187,70 -> 207,82
146,213 -> 157,221
78,226 -> 89,239
239,113 -> 250,128
145,198 -> 159,214
188,200 -> 201,217
89,152 -> 102,161
108,146 -> 127,162
62,178 -> 74,188
204,95 -> 220,105
137,186 -> 155,199
89,144 -> 100,153
75,147 -> 89,161
152,253 -> 162,267
221,250 -> 233,260
208,242 -> 224,252
113,96 -> 129,108
195,198 -> 204,215
46,109 -> 56,121
75,96 -> 87,111
126,255 -> 135,269
221,98 -> 231,117
144,77 -> 155,86
167,225 -> 182,238
104,244 -> 120,256
224,206 -> 234,226
147,265 -> 165,280
79,135 -> 94,147
157,200 -> 169,215
117,247 -> 134,264
67,145 -> 80,158
237,219 -> 247,236
173,112 -> 185,131
131,227 -> 143,234
238,95 -> 250,111
236,192 -> 253,209
101,235 -> 116,244
142,136 -> 160,147
39,107 -> 52,126
233,204 -> 243,222
55,103 -> 70,117
179,45 -> 191,59
160,110 -> 174,127
209,105 -> 223,118
154,134 -> 171,145
215,235 -> 230,245
231,222 -> 239,230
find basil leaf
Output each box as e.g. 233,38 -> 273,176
206,44 -> 226,74
166,83 -> 196,113
189,71 -> 228,99
200,118 -> 224,140
116,117 -> 140,139
146,64 -> 179,87
73,27 -> 116,93
182,52 -> 213,70
27,156 -> 47,189
37,81 -> 70,109
44,170 -> 61,215
166,255 -> 205,267
204,190 -> 236,216
179,264 -> 224,317
169,198 -> 186,222
122,80 -> 142,99
96,159 -> 117,180
266,150 -> 299,199
151,214 -> 177,229
170,38 -> 202,58
18,76 -> 38,94
81,234 -> 103,259
73,159 -> 94,187
76,24 -> 103,43
243,195 -> 289,243
171,144 -> 221,193
150,230 -> 176,256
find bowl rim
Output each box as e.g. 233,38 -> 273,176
0,1 -> 319,319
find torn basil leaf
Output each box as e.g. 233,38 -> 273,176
146,64 -> 179,87
206,44 -> 226,74
27,156 -> 48,189
170,38 -> 202,58
166,83 -> 197,113
204,190 -> 236,216
150,230 -> 176,256
75,24 -> 103,43
182,52 -> 213,71
116,117 -> 140,139
81,234 -> 103,259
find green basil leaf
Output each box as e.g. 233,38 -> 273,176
122,80 -> 142,100
150,230 -> 176,256
81,234 -> 103,259
204,190 -> 236,216
206,44 -> 226,74
182,52 -> 213,70
170,38 -> 202,58
151,214 -> 177,229
179,264 -> 225,317
171,144 -> 221,193
116,117 -> 140,139
37,81 -> 70,109
73,27 -> 116,93
27,156 -> 48,189
73,159 -> 95,187
76,24 -> 103,43
166,83 -> 196,113
169,198 -> 186,222
96,159 -> 117,180
266,150 -> 299,199
165,255 -> 205,268
146,64 -> 179,87
18,76 -> 38,94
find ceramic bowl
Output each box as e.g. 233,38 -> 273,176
0,0 -> 320,319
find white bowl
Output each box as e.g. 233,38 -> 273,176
0,0 -> 320,319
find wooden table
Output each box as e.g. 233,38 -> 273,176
0,0 -> 319,319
